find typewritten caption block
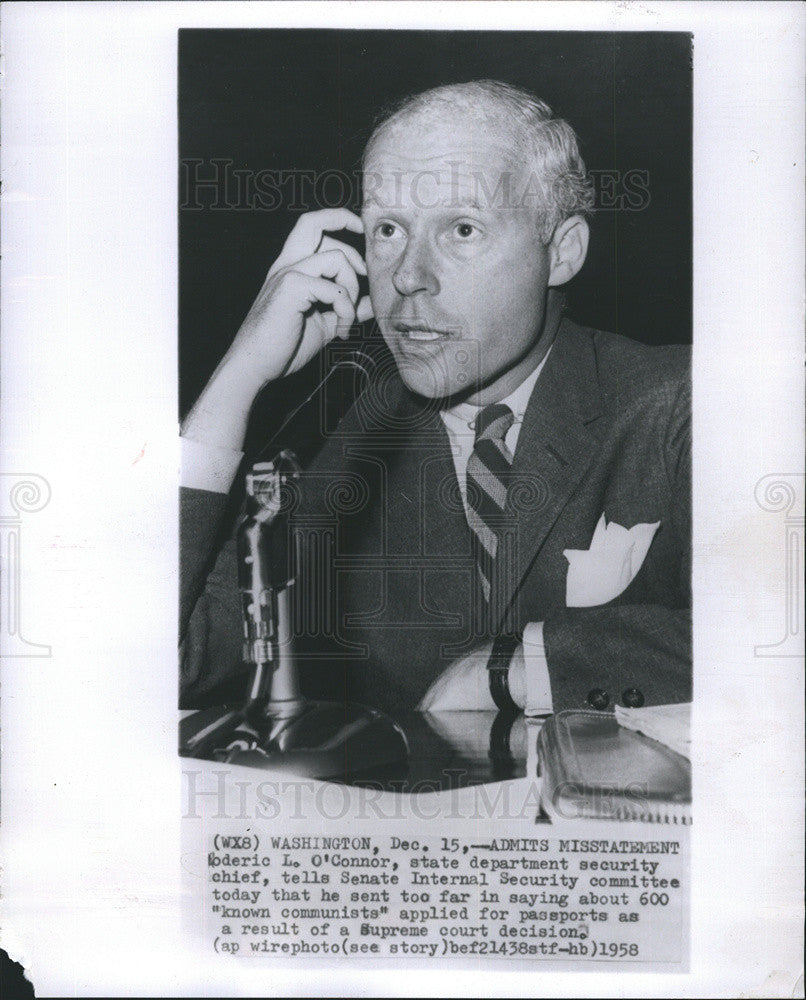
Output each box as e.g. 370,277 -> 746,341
203,837 -> 687,963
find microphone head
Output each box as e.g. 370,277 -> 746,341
256,349 -> 376,468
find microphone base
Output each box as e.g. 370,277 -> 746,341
180,699 -> 409,783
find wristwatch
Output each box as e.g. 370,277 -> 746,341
486,632 -> 521,713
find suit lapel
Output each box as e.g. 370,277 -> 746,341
324,325 -> 606,640
501,319 -> 604,622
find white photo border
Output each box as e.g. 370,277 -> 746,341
1,2 -> 803,996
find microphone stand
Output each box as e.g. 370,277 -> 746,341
180,354 -> 409,781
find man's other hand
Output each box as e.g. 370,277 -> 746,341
417,641 -> 526,712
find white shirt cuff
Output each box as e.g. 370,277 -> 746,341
522,621 -> 553,717
180,436 -> 244,493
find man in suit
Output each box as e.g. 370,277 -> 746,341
180,80 -> 691,719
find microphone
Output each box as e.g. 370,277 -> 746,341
255,349 -> 375,468
180,344 -> 410,779
238,348 -> 376,714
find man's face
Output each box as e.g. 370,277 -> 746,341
362,109 -> 553,404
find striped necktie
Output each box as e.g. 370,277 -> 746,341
465,402 -> 515,631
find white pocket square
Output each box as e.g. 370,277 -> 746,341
563,514 -> 660,608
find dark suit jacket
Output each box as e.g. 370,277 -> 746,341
180,318 -> 691,715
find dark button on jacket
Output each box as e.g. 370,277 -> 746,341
621,688 -> 645,708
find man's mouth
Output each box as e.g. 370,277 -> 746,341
393,322 -> 453,342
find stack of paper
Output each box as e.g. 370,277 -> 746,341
615,702 -> 691,760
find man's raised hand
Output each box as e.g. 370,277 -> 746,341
227,208 -> 374,388
181,208 -> 373,452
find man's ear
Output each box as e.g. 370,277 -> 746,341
547,215 -> 590,287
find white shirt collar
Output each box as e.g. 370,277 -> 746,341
441,345 -> 552,433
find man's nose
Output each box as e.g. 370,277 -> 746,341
391,236 -> 440,297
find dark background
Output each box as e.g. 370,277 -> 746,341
179,30 -> 692,426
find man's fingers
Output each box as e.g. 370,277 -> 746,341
270,208 -> 364,274
416,645 -> 497,712
321,311 -> 358,343
318,236 -> 367,275
294,207 -> 364,239
298,275 -> 357,333
356,295 -> 374,323
417,684 -> 439,712
290,249 -> 359,305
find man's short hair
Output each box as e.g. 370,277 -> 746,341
363,79 -> 595,243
